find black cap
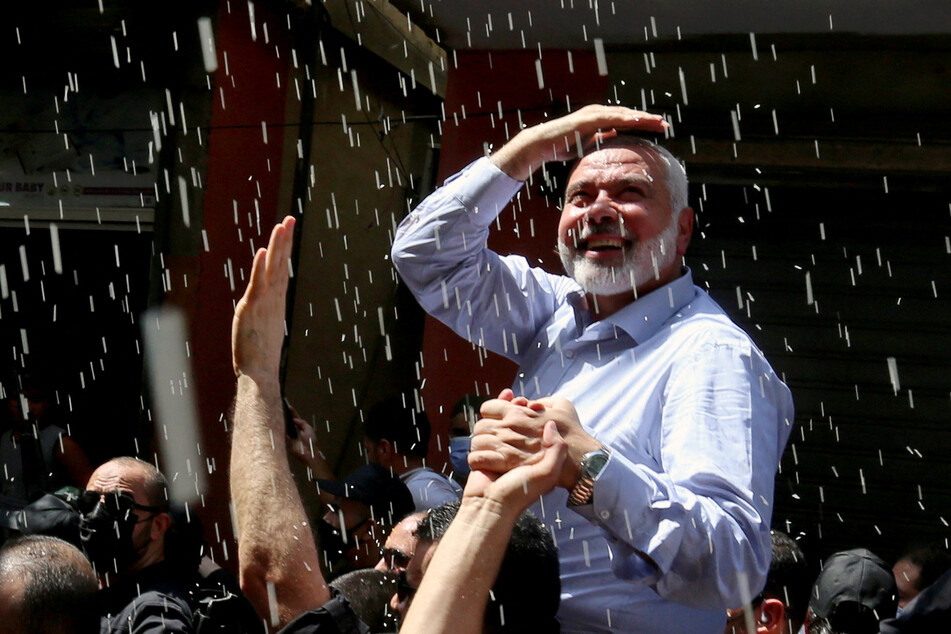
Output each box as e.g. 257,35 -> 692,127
810,548 -> 898,630
318,464 -> 414,526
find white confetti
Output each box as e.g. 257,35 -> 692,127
886,357 -> 900,394
142,306 -> 206,505
593,38 -> 608,75
50,223 -> 63,274
198,17 -> 218,73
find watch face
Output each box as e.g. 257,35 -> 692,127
583,449 -> 610,478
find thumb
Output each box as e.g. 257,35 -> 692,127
539,420 -> 568,470
496,388 -> 515,401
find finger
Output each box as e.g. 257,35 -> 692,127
479,398 -> 517,419
244,247 -> 269,299
510,395 -> 529,407
278,216 -> 296,268
542,420 -> 564,448
535,421 -> 568,484
471,421 -> 537,447
496,388 -> 515,401
467,449 -> 510,474
523,399 -> 546,412
264,224 -> 288,283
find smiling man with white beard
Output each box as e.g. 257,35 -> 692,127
391,104 -> 795,633
556,136 -> 686,300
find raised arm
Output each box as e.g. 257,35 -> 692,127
230,216 -> 330,631
489,104 -> 668,181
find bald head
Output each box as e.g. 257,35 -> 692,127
0,536 -> 99,634
87,457 -> 169,512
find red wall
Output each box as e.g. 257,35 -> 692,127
189,1 -> 291,568
423,50 -> 608,464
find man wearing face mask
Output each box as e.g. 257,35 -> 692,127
80,457 -> 195,634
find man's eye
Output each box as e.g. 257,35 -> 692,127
385,551 -> 410,569
569,193 -> 589,205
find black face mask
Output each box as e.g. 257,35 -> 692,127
78,490 -> 159,574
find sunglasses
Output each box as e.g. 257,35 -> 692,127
78,490 -> 163,518
381,547 -> 413,572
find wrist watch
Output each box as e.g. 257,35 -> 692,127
566,445 -> 612,507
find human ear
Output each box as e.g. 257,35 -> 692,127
757,598 -> 786,634
676,207 -> 693,255
151,512 -> 172,540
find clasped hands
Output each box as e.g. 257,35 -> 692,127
464,389 -> 601,514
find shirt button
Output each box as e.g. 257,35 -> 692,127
564,350 -> 574,358
599,510 -> 611,520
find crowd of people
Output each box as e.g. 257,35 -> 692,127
1,105 -> 949,633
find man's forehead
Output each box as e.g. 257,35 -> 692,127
576,145 -> 661,171
387,513 -> 423,544
87,464 -> 142,496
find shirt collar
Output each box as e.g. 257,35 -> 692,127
568,268 -> 697,343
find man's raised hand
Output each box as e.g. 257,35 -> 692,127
490,104 -> 669,182
232,215 -> 295,382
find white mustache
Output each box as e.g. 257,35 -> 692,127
569,223 -> 630,245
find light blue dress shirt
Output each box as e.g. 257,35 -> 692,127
392,157 -> 795,633
401,466 -> 463,511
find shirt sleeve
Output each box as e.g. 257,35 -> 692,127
391,157 -> 574,362
409,473 -> 463,510
572,338 -> 795,609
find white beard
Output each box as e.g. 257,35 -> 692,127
558,219 -> 680,296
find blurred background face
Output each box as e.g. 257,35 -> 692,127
20,388 -> 50,423
322,496 -> 370,530
449,406 -> 477,437
4,397 -> 23,425
893,558 -> 922,609
322,496 -> 382,568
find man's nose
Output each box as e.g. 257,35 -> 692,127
583,191 -> 619,226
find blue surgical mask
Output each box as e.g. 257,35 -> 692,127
449,436 -> 471,480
